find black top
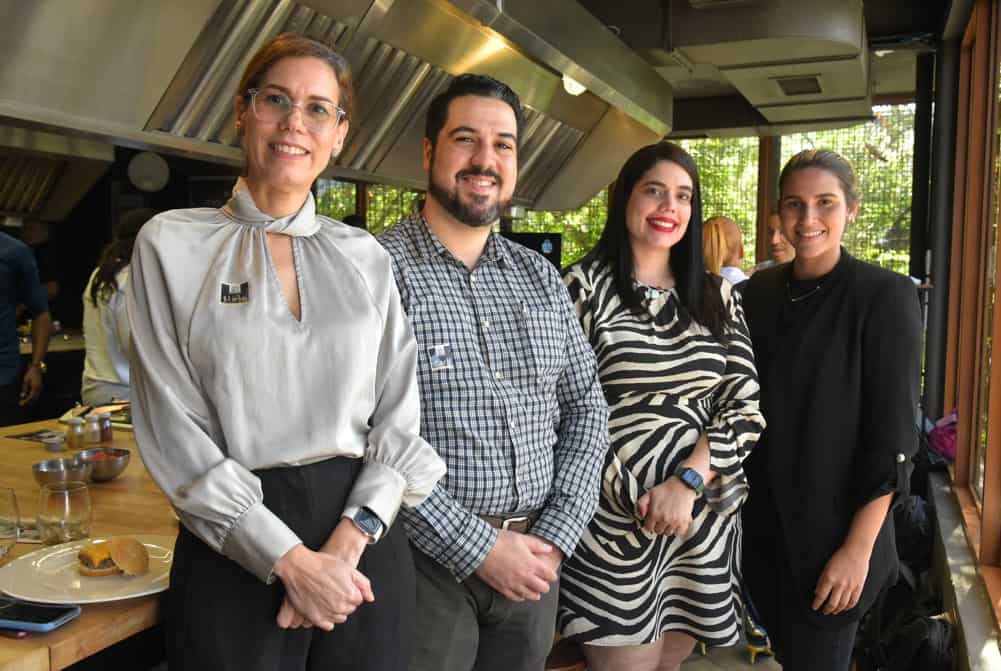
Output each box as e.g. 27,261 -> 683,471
741,249 -> 921,628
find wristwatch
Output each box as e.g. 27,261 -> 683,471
31,361 -> 46,374
347,507 -> 384,541
674,465 -> 704,496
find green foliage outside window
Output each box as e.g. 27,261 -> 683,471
315,104 -> 914,274
316,179 -> 356,221
679,136 -> 760,236
366,185 -> 423,235
315,179 -> 423,234
516,190 -> 609,267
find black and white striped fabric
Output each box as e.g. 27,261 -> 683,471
557,257 -> 765,647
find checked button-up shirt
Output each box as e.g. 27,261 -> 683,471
379,214 -> 608,580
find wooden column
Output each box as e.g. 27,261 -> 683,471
755,135 -> 781,264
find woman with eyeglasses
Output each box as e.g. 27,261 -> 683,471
127,33 -> 445,671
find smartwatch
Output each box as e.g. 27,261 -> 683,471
674,465 -> 704,497
348,507 -> 384,541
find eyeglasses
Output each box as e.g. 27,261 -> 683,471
246,87 -> 346,134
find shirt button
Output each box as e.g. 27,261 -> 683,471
896,453 -> 907,463
470,275 -> 477,284
494,370 -> 504,381
482,319 -> 490,329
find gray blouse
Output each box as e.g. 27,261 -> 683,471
127,179 -> 445,583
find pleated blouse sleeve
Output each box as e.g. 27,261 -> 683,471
127,219 -> 301,584
704,281 -> 766,517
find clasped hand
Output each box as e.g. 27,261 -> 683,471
475,530 -> 562,602
636,477 -> 697,537
273,520 -> 374,630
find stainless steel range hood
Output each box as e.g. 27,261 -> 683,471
0,0 -> 668,212
0,0 -> 886,214
0,126 -> 112,222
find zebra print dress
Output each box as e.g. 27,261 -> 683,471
557,258 -> 765,647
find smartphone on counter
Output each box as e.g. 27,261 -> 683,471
0,598 -> 80,632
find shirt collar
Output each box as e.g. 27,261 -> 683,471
223,177 -> 320,237
407,212 -> 510,269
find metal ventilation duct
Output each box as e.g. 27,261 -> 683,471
147,0 -> 585,203
0,154 -> 62,218
0,126 -> 112,222
0,0 -> 667,211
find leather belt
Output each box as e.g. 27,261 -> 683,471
479,512 -> 539,534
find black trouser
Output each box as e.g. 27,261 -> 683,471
166,457 -> 415,671
0,382 -> 23,427
409,545 -> 559,671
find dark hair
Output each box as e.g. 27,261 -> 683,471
90,208 -> 157,305
586,142 -> 729,339
779,149 -> 860,208
342,213 -> 366,230
424,74 -> 524,148
238,32 -> 354,122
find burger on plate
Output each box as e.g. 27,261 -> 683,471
77,537 -> 150,577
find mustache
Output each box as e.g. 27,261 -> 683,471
457,168 -> 503,187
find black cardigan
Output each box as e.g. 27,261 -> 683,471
741,250 -> 921,628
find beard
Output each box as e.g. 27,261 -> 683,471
428,167 -> 510,228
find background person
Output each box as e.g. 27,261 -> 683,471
753,210 -> 796,273
704,216 -> 748,285
378,74 -> 608,671
80,207 -> 157,405
0,230 -> 50,425
128,33 -> 444,671
558,142 -> 764,671
702,216 -> 727,275
741,149 -> 921,670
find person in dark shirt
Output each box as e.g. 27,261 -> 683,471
0,231 -> 51,425
740,149 -> 921,670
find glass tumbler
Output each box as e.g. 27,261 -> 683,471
0,488 -> 18,559
37,481 -> 92,545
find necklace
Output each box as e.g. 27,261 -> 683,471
636,281 -> 670,301
786,279 -> 825,303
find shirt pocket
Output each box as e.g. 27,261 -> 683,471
517,303 -> 565,389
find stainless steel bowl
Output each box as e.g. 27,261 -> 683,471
32,458 -> 92,487
76,448 -> 130,482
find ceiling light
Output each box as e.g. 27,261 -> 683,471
562,74 -> 586,96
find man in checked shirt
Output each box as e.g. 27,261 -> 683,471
379,74 -> 608,671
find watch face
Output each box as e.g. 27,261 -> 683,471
354,509 -> 382,536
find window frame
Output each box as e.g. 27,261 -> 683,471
944,0 -> 1001,618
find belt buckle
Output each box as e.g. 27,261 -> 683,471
500,515 -> 530,530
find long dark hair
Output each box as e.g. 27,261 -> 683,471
585,141 -> 728,339
89,208 -> 157,306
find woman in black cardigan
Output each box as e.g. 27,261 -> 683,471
741,149 -> 921,669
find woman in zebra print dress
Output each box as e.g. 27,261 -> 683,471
557,142 -> 765,671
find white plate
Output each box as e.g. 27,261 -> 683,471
0,534 -> 174,605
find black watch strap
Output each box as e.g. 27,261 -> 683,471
674,465 -> 705,496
